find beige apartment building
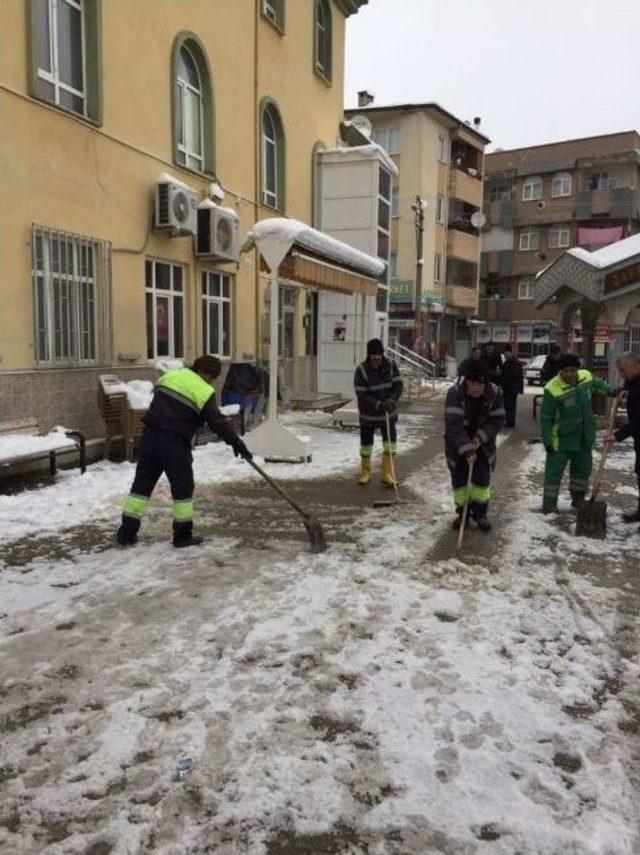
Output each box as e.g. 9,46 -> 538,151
479,131 -> 640,359
345,99 -> 489,362
0,0 -> 370,437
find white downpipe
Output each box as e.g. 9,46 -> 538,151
268,268 -> 279,421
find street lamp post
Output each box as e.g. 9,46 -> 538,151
411,195 -> 426,354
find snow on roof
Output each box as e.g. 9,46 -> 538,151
249,218 -> 385,278
567,232 -> 640,270
321,142 -> 399,176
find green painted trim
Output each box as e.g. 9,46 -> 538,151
258,96 -> 286,213
170,31 -> 215,177
334,0 -> 369,17
311,140 -> 326,228
313,0 -> 333,84
26,0 -> 102,125
260,0 -> 286,34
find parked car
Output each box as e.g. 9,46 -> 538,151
525,354 -> 547,386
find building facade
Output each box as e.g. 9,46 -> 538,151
344,100 -> 489,362
0,0 -> 368,437
479,131 -> 640,358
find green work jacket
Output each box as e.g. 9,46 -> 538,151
540,368 -> 611,452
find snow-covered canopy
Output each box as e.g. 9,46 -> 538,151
321,142 -> 399,177
246,218 -> 385,279
566,232 -> 640,269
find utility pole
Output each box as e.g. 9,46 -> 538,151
411,196 -> 426,354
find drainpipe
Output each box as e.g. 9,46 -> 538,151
253,2 -> 261,363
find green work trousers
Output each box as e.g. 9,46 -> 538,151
543,447 -> 592,511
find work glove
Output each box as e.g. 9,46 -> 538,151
544,445 -> 555,455
230,436 -> 253,461
380,398 -> 397,414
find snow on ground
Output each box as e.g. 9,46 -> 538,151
0,413 -> 638,853
0,428 -> 78,462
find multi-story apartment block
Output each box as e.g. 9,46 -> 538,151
0,0 -> 371,436
344,99 -> 489,362
479,131 -> 640,358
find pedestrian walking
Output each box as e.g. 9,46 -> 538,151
540,344 -> 562,386
444,362 -> 506,531
606,352 -> 640,523
354,338 -> 403,487
499,347 -> 524,427
116,356 -> 252,548
540,354 -> 614,513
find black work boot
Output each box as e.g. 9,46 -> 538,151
452,508 -> 464,530
570,491 -> 586,509
172,521 -> 203,549
116,516 -> 140,547
476,516 -> 492,533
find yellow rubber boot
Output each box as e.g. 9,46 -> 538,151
358,457 -> 372,485
380,453 -> 396,488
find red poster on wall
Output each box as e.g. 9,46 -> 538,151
509,324 -> 518,347
594,325 -> 612,343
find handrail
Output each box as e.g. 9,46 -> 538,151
388,342 -> 437,376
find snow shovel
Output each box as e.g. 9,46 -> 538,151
246,458 -> 328,553
457,454 -> 476,553
373,412 -> 404,509
575,398 -> 619,539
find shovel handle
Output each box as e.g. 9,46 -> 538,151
590,396 -> 620,501
246,457 -> 311,520
385,411 -> 401,504
457,454 -> 476,552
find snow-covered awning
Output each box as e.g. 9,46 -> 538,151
535,232 -> 640,307
243,218 -> 384,298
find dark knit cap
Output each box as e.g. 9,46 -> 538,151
465,362 -> 489,383
193,355 -> 222,377
366,338 -> 385,356
558,354 -> 581,369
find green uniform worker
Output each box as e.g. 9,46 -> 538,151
540,353 -> 613,513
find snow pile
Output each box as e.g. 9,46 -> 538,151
154,358 -> 183,374
0,426 -> 75,462
219,404 -> 241,417
104,379 -> 154,410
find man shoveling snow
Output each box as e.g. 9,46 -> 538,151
116,356 -> 252,548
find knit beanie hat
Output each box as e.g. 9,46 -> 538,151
558,354 -> 581,369
193,355 -> 222,378
464,362 -> 489,383
366,338 -> 384,356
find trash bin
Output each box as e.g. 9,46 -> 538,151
221,363 -> 267,431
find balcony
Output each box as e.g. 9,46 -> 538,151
449,168 -> 483,207
446,284 -> 478,311
448,227 -> 479,263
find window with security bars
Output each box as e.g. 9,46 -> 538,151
145,260 -> 184,359
202,271 -> 232,359
32,226 -> 109,365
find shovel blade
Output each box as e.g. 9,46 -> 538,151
575,499 -> 607,538
303,516 -> 328,553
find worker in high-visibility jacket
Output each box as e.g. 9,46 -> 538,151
117,356 -> 252,548
540,353 -> 614,513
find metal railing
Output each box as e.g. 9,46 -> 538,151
387,341 -> 438,396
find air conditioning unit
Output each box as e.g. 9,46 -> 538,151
536,200 -> 546,210
196,203 -> 240,262
154,181 -> 198,236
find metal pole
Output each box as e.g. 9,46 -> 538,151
268,268 -> 279,421
412,196 -> 425,354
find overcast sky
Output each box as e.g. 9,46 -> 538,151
345,0 -> 640,151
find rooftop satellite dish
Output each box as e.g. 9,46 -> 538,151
350,114 -> 373,138
471,211 -> 487,229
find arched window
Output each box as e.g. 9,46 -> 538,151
549,223 -> 571,249
522,175 -> 542,201
551,172 -> 572,198
261,101 -> 285,210
172,33 -> 214,174
314,0 -> 332,81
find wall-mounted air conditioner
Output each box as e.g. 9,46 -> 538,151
196,202 -> 240,262
154,180 -> 198,236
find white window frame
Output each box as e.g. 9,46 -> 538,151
389,251 -> 398,280
519,228 -> 539,251
551,172 -> 572,198
262,0 -> 282,26
261,106 -> 280,208
145,259 -> 185,360
437,133 -> 448,164
36,0 -> 87,117
202,270 -> 232,359
518,278 -> 535,300
522,175 -> 543,201
32,225 -> 104,366
373,126 -> 401,156
176,45 -> 204,172
436,194 -> 446,224
315,0 -> 331,78
434,253 -> 443,283
489,184 -> 513,202
377,166 -> 391,282
549,223 -> 571,249
391,187 -> 400,218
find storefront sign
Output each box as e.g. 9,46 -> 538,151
604,260 -> 640,295
532,327 -> 550,344
517,325 -> 533,343
389,279 -> 413,303
594,324 -> 612,343
476,326 -> 491,344
492,325 -> 509,344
